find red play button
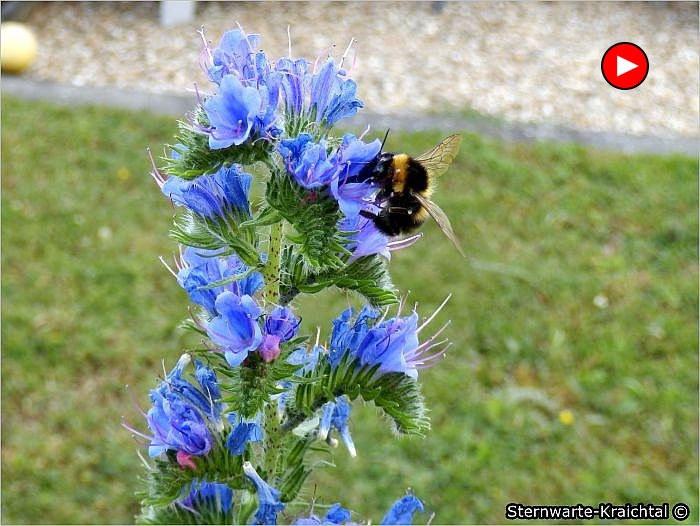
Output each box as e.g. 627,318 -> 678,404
601,42 -> 649,90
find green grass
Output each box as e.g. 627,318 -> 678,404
2,96 -> 697,524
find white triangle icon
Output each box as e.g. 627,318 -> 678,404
617,55 -> 638,76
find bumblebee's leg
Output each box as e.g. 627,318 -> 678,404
359,209 -> 378,220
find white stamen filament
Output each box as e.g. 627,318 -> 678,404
137,449 -> 152,470
414,342 -> 452,367
121,418 -> 152,441
159,256 -> 178,278
147,147 -> 165,188
387,232 -> 423,251
339,38 -> 356,69
358,124 -> 371,141
405,338 -> 448,360
395,294 -> 407,319
198,25 -> 213,63
377,305 -> 390,325
416,294 -> 452,334
412,320 -> 451,355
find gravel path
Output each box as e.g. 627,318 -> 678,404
20,1 -> 699,138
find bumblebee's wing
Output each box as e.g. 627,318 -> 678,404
413,192 -> 466,258
413,134 -> 462,179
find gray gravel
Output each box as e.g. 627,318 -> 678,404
18,1 -> 700,138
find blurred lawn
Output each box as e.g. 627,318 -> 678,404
2,96 -> 697,524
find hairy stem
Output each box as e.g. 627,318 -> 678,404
262,221 -> 283,304
262,401 -> 282,481
262,220 -> 284,480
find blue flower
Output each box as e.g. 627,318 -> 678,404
339,215 -> 390,260
206,291 -> 263,367
277,133 -> 314,161
243,461 -> 285,525
278,134 -> 340,189
274,57 -> 310,116
278,345 -> 323,414
329,299 -> 451,379
330,134 -> 382,218
207,29 -> 261,85
278,134 -> 383,213
324,504 -> 352,524
176,247 -> 263,315
329,306 -> 379,367
226,413 -> 263,456
159,355 -> 223,426
177,478 -> 234,515
122,355 -> 217,461
293,503 -> 352,525
310,59 -> 363,127
319,396 -> 356,457
202,29 -> 281,143
255,83 -> 281,137
288,345 -> 323,374
193,359 -> 223,423
354,313 -> 421,379
161,163 -> 252,219
380,495 -> 424,525
146,382 -> 213,458
264,306 -> 300,342
204,74 -> 264,149
142,355 -> 216,458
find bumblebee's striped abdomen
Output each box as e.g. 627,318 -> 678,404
390,155 -> 430,195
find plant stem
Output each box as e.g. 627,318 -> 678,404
262,401 -> 281,481
262,221 -> 283,304
262,220 -> 284,480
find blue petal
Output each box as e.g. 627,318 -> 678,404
243,462 -> 285,525
310,60 -> 339,122
318,401 -> 335,440
324,79 -> 364,126
324,503 -> 352,524
208,292 -> 262,354
264,306 -> 300,341
204,74 -> 261,149
380,495 -> 424,525
178,478 -> 234,514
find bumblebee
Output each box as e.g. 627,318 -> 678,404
358,133 -> 465,257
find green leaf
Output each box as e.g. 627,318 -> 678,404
170,209 -> 261,268
217,345 -> 305,419
285,352 -> 429,436
265,169 -> 346,271
136,437 -> 246,524
281,250 -> 399,307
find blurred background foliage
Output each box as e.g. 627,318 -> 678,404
2,96 -> 697,524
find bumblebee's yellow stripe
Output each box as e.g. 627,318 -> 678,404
391,154 -> 409,193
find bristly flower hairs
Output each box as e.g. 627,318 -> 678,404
125,25 -> 451,525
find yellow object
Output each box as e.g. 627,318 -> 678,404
1,22 -> 38,73
558,409 -> 574,425
117,167 -> 131,181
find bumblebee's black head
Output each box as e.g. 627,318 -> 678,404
356,151 -> 394,184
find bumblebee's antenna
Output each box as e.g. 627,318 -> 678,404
380,128 -> 391,150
